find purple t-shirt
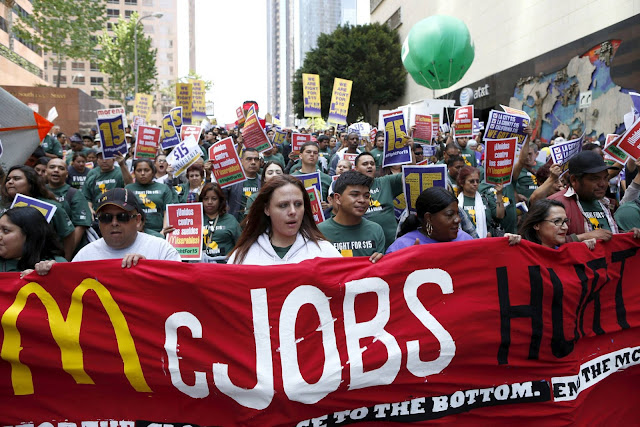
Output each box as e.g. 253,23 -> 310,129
386,229 -> 474,254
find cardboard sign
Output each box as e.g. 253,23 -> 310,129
235,106 -> 245,126
327,77 -> 352,125
348,122 -> 371,140
241,108 -> 272,153
134,125 -> 161,160
483,110 -> 530,145
550,134 -> 584,174
273,130 -> 287,145
453,106 -> 473,137
306,186 -> 325,225
603,134 -> 628,164
302,73 -> 322,118
209,137 -> 247,188
10,193 -> 57,222
413,115 -> 433,143
96,114 -> 127,159
131,115 -> 145,133
175,83 -> 193,125
97,107 -> 127,129
501,105 -> 531,120
370,127 -> 378,143
343,152 -> 358,167
190,79 -> 207,123
402,165 -> 447,214
431,114 -> 440,140
133,94 -> 154,122
170,106 -> 184,139
291,133 -> 312,153
166,135 -> 202,177
484,137 -> 518,185
165,202 -> 203,260
382,110 -> 411,168
181,125 -> 203,142
293,171 -> 322,200
161,112 -> 181,150
615,117 -> 640,160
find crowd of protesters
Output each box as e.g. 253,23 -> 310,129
4,109 -> 640,275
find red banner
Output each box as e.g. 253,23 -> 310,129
241,109 -> 271,153
484,137 -> 517,185
454,106 -> 473,137
1,236 -> 640,425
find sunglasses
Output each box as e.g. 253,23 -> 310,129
414,152 -> 424,155
97,212 -> 138,224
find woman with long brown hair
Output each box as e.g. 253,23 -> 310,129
227,175 -> 340,265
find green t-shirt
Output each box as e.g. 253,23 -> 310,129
579,199 -> 611,231
272,243 -> 293,259
263,153 -> 286,169
614,201 -> 640,232
365,173 -> 403,249
370,148 -> 384,168
459,146 -> 477,167
82,167 -> 125,205
318,217 -> 385,257
462,195 -> 491,231
291,170 -> 332,202
480,183 -> 517,234
125,181 -> 175,232
37,197 -> 75,241
48,184 -> 92,227
0,255 -> 66,272
202,213 -> 241,258
65,147 -> 93,165
237,177 -> 260,221
42,135 -> 63,158
515,169 -> 539,199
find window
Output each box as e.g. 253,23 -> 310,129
107,9 -> 119,18
385,7 -> 402,30
125,0 -> 137,4
72,76 -> 85,85
0,16 -> 7,33
107,0 -> 119,3
90,61 -> 100,71
91,90 -> 104,98
91,77 -> 103,85
124,10 -> 134,18
107,22 -> 113,31
52,61 -> 66,70
71,61 -> 85,71
53,75 -> 67,85
109,104 -> 121,108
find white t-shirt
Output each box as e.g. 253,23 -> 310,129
73,232 -> 182,262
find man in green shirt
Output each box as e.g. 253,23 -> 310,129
42,127 -> 63,159
456,136 -> 477,167
262,145 -> 286,169
615,199 -> 640,232
225,147 -> 261,220
318,171 -> 385,261
46,158 -> 92,254
82,152 -> 133,211
291,142 -> 332,204
65,134 -> 92,165
354,152 -> 407,250
369,132 -> 385,168
436,142 -> 460,165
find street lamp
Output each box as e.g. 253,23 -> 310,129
134,12 -> 163,95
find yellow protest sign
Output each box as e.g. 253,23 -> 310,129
175,83 -> 193,124
327,78 -> 352,125
302,73 -> 321,118
132,94 -> 154,122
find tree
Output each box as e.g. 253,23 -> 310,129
98,12 -> 157,112
292,23 -> 406,124
12,0 -> 107,87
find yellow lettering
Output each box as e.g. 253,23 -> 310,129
1,279 -> 151,395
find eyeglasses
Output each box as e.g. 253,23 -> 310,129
414,152 -> 424,155
97,212 -> 138,224
543,218 -> 570,227
467,179 -> 480,184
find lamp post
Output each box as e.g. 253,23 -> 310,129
134,12 -> 163,96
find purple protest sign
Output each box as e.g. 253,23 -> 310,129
382,110 -> 412,168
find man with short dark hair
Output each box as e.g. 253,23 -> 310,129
455,136 -> 477,167
82,151 -> 133,211
446,155 -> 465,195
370,132 -> 385,168
318,171 -> 385,261
225,147 -> 261,220
291,142 -> 332,202
548,150 -> 618,242
65,134 -> 91,165
329,132 -> 361,175
437,142 -> 461,165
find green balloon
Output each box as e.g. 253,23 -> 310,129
402,15 -> 475,90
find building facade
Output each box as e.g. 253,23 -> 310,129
41,0 -> 178,126
371,0 -> 640,141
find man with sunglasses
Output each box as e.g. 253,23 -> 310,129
72,188 -> 181,265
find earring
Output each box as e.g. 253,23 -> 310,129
424,221 -> 433,236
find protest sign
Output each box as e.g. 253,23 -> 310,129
2,235 -> 639,425
10,193 -> 56,222
431,114 -> 440,140
235,106 -> 245,126
170,106 -> 184,139
175,83 -> 193,124
344,152 -> 358,167
291,133 -> 312,153
453,105 -> 473,137
484,137 -> 518,185
483,110 -> 530,145
96,113 -> 127,159
402,165 -> 447,214
272,129 -> 287,145
550,134 -> 584,174
413,114 -> 433,143
370,127 -> 378,143
46,106 -> 58,123
348,122 -> 371,140
161,112 -> 181,150
306,186 -> 325,225
603,134 -> 628,164
302,73 -> 322,117
97,107 -> 127,129
166,135 -> 202,177
209,137 -> 247,188
614,117 -> 640,160
293,171 -> 322,199
134,125 -> 161,160
327,77 -> 353,124
190,79 -> 207,123
241,108 -> 272,153
131,115 -> 145,133
382,110 -> 411,168
181,125 -> 203,142
165,202 -> 203,260
501,104 -> 531,120
132,94 -> 153,122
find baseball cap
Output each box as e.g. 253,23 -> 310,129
125,133 -> 133,138
69,134 -> 83,143
94,135 -> 101,143
95,188 -> 138,213
568,151 -> 616,175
